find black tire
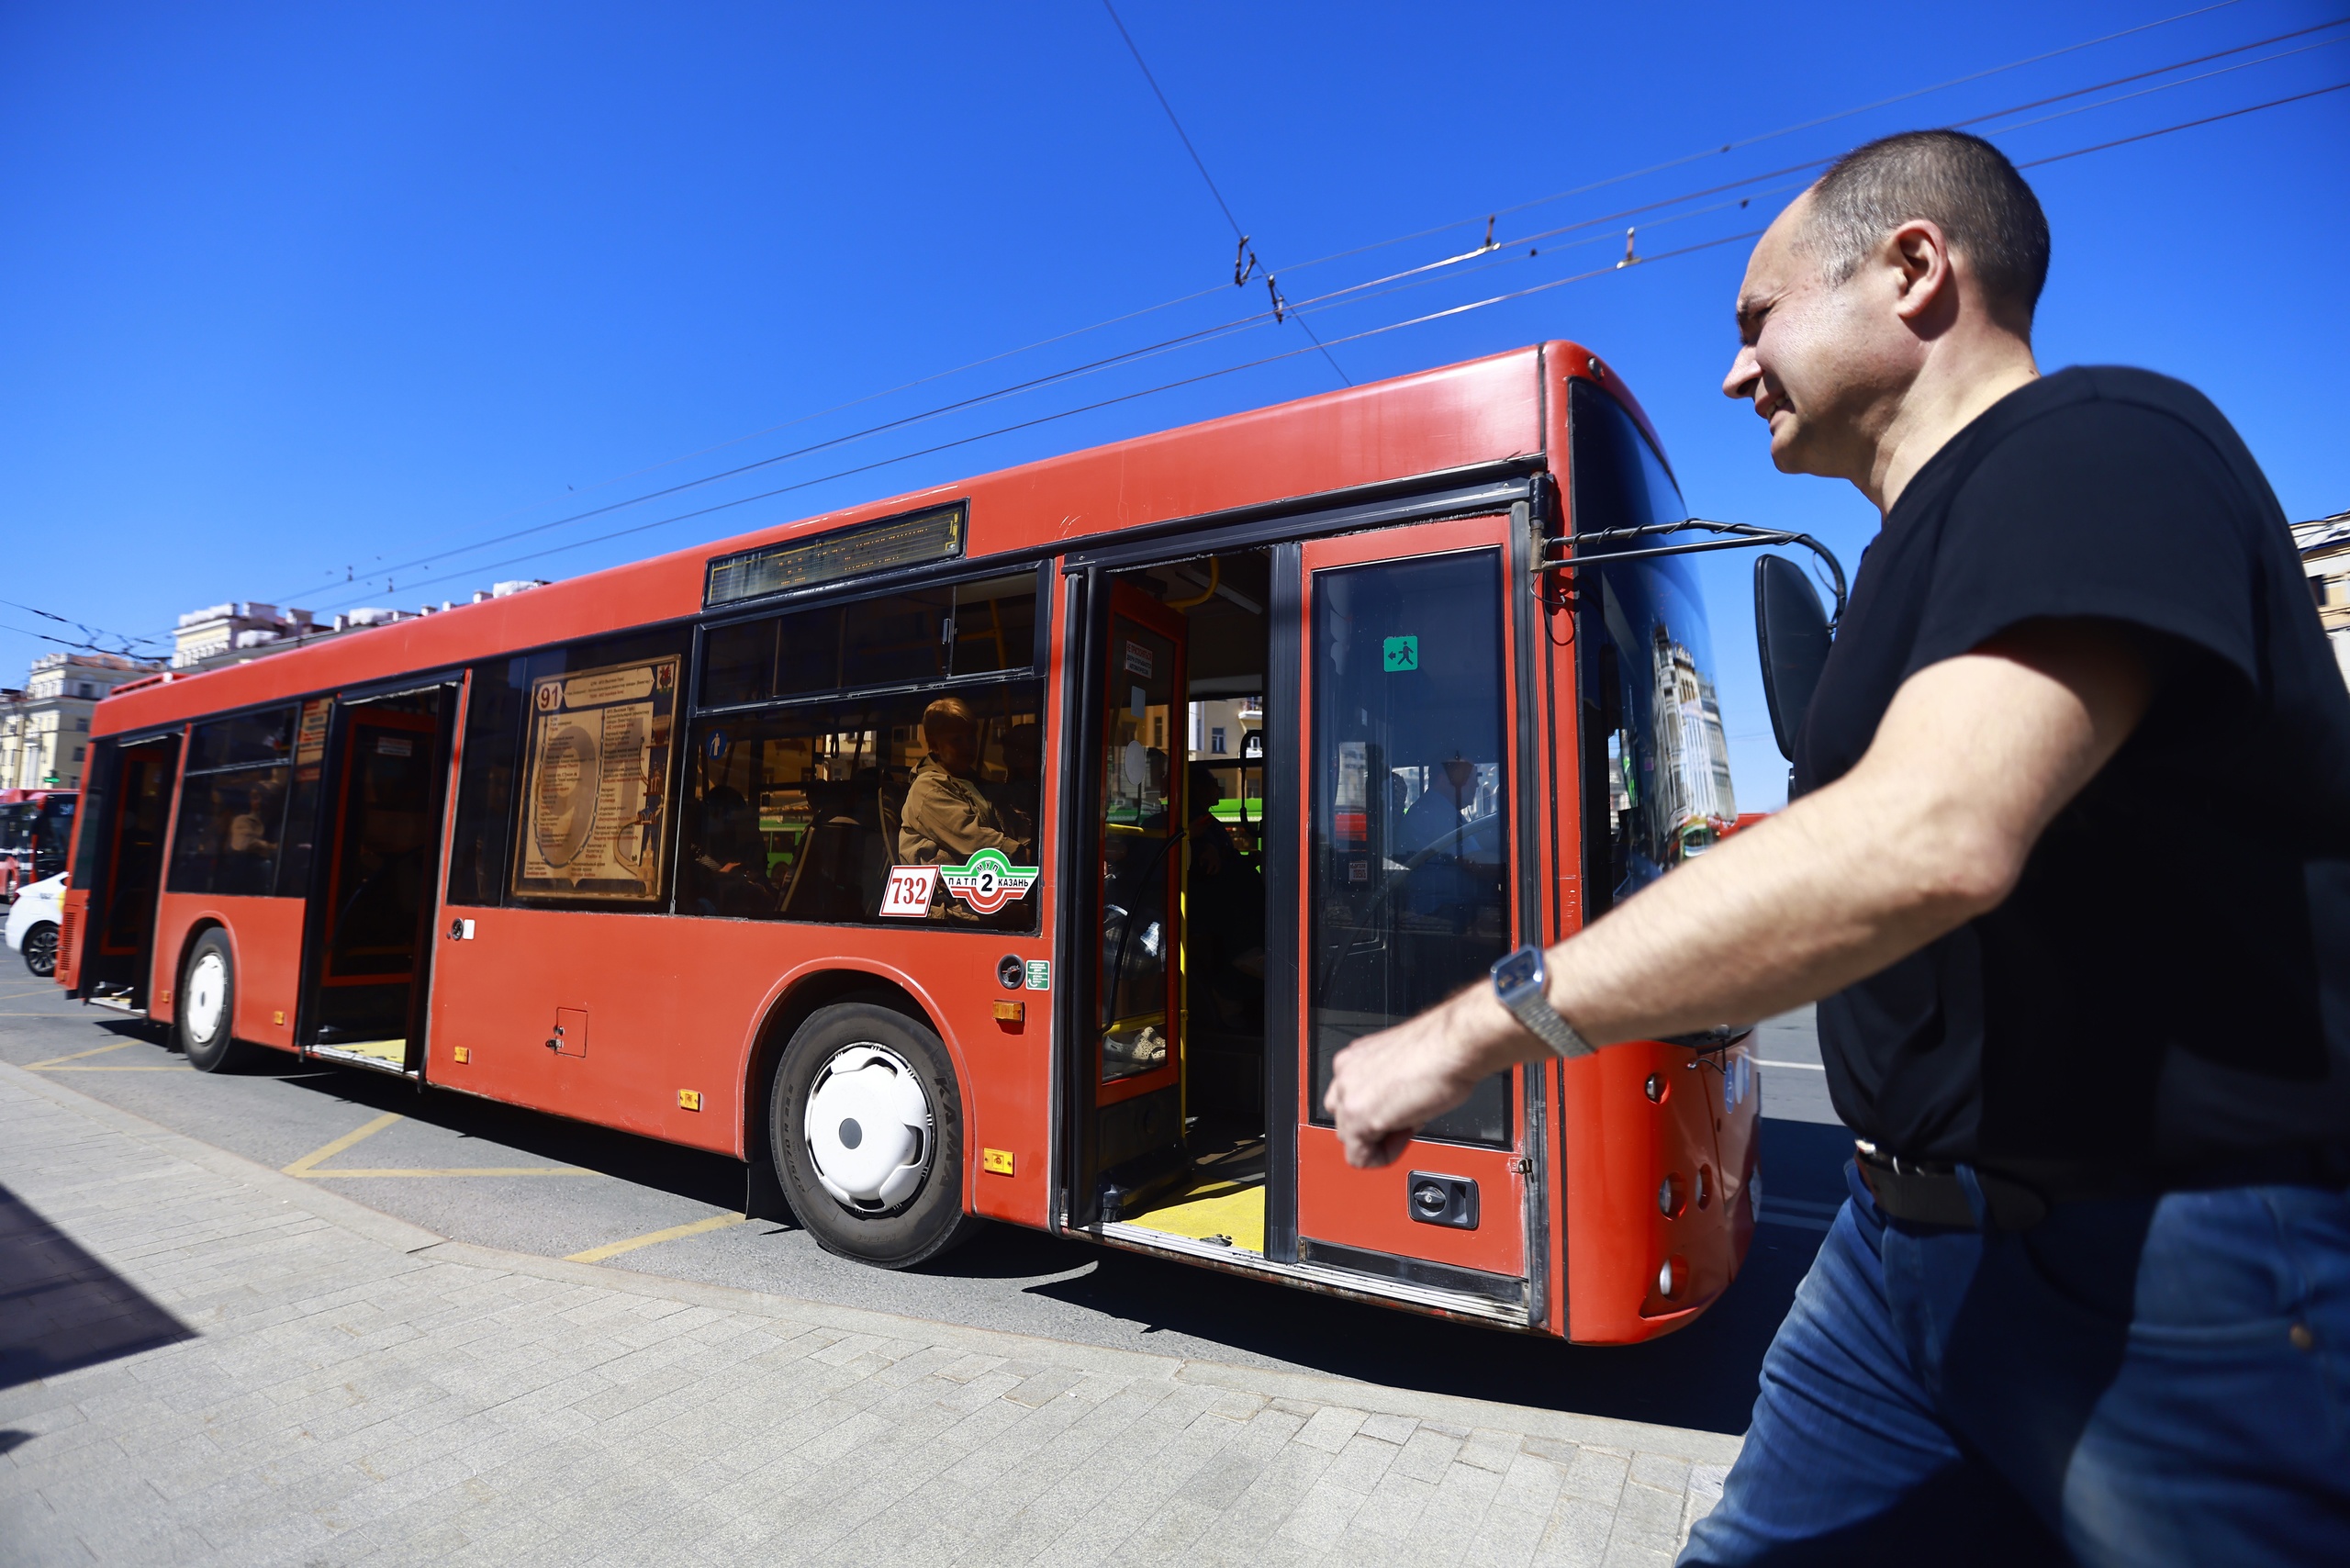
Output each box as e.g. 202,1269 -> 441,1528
771,1001 -> 983,1269
177,929 -> 254,1072
20,922 -> 57,978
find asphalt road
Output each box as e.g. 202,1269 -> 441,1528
0,969 -> 1849,1438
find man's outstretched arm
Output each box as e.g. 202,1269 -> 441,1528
1322,619 -> 2157,1169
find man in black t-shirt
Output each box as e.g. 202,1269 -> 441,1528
1324,130 -> 2349,1562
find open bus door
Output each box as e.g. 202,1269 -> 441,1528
1080,580 -> 1190,1216
295,684 -> 457,1075
62,734 -> 181,1013
1290,516 -> 1541,1317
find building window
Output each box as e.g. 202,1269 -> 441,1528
1210,725 -> 1227,756
73,745 -> 84,762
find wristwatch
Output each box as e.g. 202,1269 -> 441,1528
1490,945 -> 1596,1059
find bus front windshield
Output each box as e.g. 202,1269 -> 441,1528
1571,380 -> 1738,917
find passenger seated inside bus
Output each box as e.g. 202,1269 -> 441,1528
683,687 -> 1043,930
896,696 -> 1034,922
1097,551 -> 1276,1255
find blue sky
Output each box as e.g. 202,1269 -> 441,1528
5,0 -> 2345,805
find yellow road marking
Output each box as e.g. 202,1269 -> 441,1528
33,1065 -> 194,1072
283,1112 -> 404,1175
305,1167 -> 599,1178
26,1039 -> 139,1068
565,1213 -> 747,1263
280,1110 -> 596,1179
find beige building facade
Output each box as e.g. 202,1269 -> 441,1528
2296,510 -> 2350,689
0,652 -> 165,790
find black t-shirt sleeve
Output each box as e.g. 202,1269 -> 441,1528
1908,398 -> 2262,687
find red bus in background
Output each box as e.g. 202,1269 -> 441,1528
1,790 -> 76,900
56,342 -> 1760,1343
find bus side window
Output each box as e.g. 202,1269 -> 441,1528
447,660 -> 527,907
682,682 -> 1044,930
167,707 -> 296,899
684,577 -> 1044,929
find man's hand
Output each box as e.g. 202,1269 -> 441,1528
1324,986 -> 1534,1168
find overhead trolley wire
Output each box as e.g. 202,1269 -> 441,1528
0,598 -> 167,658
282,6 -> 2267,601
1099,0 -> 1352,386
332,79 -> 2350,609
1261,0 -> 2254,281
252,3 -> 2313,617
2016,76 -> 2350,165
306,230 -> 1769,613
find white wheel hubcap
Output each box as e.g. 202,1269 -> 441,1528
804,1043 -> 933,1213
185,952 -> 227,1043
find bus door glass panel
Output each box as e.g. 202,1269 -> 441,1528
1298,521 -> 1527,1281
307,692 -> 446,1068
84,736 -> 180,1003
1093,582 -> 1186,1174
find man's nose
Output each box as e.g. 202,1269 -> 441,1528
1722,345 -> 1761,401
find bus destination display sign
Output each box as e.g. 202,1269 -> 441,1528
703,501 -> 967,610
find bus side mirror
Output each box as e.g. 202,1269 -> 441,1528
1754,554 -> 1832,763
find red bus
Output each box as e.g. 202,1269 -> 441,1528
1,789 -> 75,899
57,342 -> 1762,1342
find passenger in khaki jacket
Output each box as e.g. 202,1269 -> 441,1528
898,697 -> 1031,920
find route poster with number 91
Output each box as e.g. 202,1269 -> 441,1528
512,655 -> 678,903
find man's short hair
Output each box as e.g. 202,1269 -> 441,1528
1802,130 -> 2051,327
922,696 -> 978,740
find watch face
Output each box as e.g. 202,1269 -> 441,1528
1492,946 -> 1543,998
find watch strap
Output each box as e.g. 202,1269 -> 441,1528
1505,991 -> 1595,1060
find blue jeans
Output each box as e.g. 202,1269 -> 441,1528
1682,1160 -> 2350,1565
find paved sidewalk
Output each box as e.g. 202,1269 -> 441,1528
0,1063 -> 1735,1567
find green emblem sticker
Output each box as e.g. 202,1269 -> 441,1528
939,847 -> 1041,914
1382,635 -> 1419,672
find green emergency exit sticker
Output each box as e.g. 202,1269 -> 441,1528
1382,635 -> 1419,673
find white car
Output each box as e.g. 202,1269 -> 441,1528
6,871 -> 63,978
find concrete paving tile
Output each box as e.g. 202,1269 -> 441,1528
0,1522 -> 100,1566
1356,1411 -> 1418,1446
1290,1404 -> 1367,1454
1463,1499 -> 1553,1568
1557,1444 -> 1629,1504
1597,1479 -> 1686,1567
1532,1497 -> 1619,1568
1628,1450 -> 1690,1494
1492,1449 -> 1568,1515
1458,1427 -> 1525,1473
1090,1495 -> 1224,1566
1388,1423 -> 1465,1482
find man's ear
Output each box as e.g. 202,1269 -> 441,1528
1886,218 -> 1953,322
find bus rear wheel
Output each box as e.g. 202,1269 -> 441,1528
178,930 -> 253,1073
772,1002 -> 981,1269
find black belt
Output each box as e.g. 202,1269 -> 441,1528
1853,1141 -> 2350,1232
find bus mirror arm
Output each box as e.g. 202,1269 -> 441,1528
1536,519 -> 1848,627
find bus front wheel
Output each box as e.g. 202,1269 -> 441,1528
178,930 -> 253,1072
772,1002 -> 981,1269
